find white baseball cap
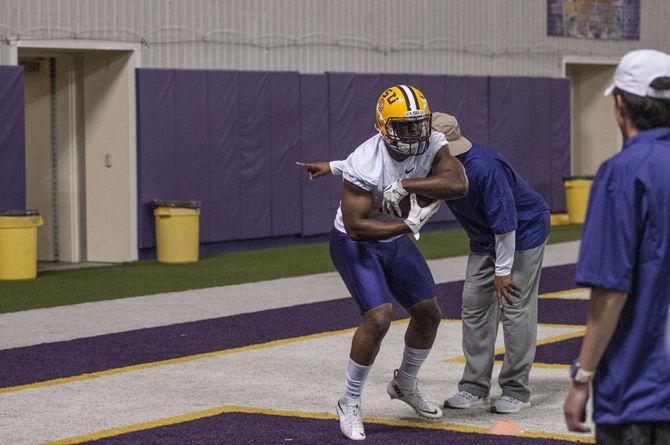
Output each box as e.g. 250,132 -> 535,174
604,49 -> 670,99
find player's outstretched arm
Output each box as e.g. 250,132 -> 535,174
341,180 -> 413,241
296,161 -> 332,180
401,145 -> 468,200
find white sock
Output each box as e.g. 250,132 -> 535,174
343,358 -> 371,402
397,346 -> 431,387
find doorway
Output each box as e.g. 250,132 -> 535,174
21,52 -> 83,262
14,41 -> 140,263
565,61 -> 621,176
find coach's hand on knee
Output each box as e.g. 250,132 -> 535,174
494,274 -> 521,307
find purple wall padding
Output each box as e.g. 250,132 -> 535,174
299,75 -> 333,236
238,72 -> 273,239
488,77 -> 570,212
528,78 -> 556,210
0,66 -> 26,211
207,71 -> 242,242
137,70 -> 570,249
175,70 -> 211,237
269,72 -> 302,236
137,70 -> 305,248
137,69 -> 176,248
550,79 -> 571,212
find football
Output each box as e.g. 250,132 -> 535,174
397,194 -> 437,218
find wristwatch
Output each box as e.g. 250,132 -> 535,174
570,360 -> 594,384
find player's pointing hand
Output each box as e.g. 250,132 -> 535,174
296,161 -> 331,180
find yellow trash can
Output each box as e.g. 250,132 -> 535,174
563,176 -> 594,224
0,210 -> 44,280
153,200 -> 201,264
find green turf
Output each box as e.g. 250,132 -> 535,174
0,224 -> 582,314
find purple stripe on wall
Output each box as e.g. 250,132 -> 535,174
88,411 -> 579,445
456,76 -> 490,146
551,79 -> 571,212
238,72 -> 273,239
0,264 -> 580,389
527,78 -> 554,207
136,69 -> 177,248
270,72 -> 302,236
487,77 -> 571,213
0,66 -> 26,211
300,74 -> 334,236
206,71 -> 241,242
174,70 -> 210,238
488,77 -> 535,195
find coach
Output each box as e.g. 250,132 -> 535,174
563,49 -> 670,443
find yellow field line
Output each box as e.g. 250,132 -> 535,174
0,319 -> 414,395
539,288 -> 590,300
0,326 -> 354,395
42,405 -> 595,445
2,296 -> 583,395
444,329 -> 585,364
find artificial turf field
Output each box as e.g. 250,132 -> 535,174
0,225 -> 593,444
0,224 -> 582,313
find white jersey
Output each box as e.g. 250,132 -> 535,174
334,131 -> 448,241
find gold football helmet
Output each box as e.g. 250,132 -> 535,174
375,85 -> 432,156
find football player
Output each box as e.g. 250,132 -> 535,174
300,111 -> 551,418
300,85 -> 467,440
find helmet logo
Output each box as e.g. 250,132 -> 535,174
381,88 -> 400,105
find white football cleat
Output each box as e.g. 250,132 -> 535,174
386,369 -> 443,419
336,397 -> 366,441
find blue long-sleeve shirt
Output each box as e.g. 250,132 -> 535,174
446,143 -> 550,254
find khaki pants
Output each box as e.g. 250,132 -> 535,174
458,242 -> 545,402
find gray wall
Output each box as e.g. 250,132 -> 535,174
0,0 -> 669,76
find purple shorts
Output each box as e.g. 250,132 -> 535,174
329,229 -> 436,313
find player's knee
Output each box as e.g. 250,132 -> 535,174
368,314 -> 391,337
412,307 -> 442,332
363,307 -> 392,338
420,309 -> 442,331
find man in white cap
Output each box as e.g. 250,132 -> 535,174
563,49 -> 670,443
298,112 -> 550,414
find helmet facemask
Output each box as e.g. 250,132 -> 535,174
384,115 -> 432,156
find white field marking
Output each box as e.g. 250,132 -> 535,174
0,241 -> 580,349
0,321 -> 591,444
